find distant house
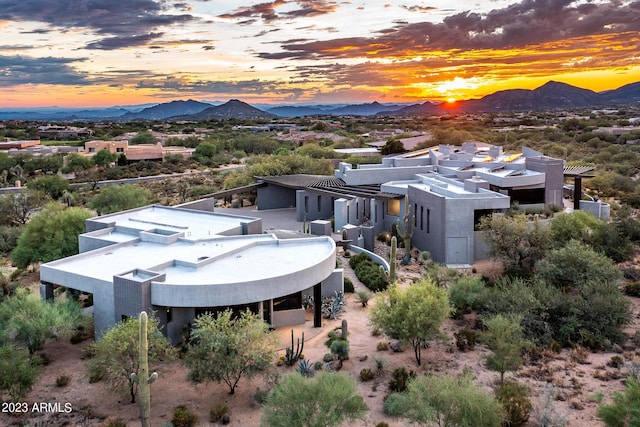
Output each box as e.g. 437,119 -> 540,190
40,204 -> 342,343
38,125 -> 94,139
255,143 -> 565,266
0,139 -> 41,150
82,140 -> 194,161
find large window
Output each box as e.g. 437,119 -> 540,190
273,292 -> 302,311
387,199 -> 400,216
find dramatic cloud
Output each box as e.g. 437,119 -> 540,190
0,56 -> 90,86
0,0 -> 195,49
259,0 -> 640,59
136,75 -> 307,97
219,0 -> 339,22
401,4 -> 437,13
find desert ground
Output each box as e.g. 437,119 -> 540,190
1,250 -> 639,427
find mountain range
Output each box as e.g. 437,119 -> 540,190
0,81 -> 638,121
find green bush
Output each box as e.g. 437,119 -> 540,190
454,328 -> 479,352
343,277 -> 355,293
172,405 -> 198,427
383,392 -> 409,416
349,253 -> 388,292
254,388 -> 269,405
598,377 -> 640,426
56,374 -> 70,387
449,276 -> 487,314
495,381 -> 532,427
0,226 -> 22,256
359,368 -> 375,382
388,367 -> 416,393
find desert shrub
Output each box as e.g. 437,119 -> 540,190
330,339 -> 349,362
449,276 -> 487,314
535,240 -> 622,290
454,328 -> 479,352
607,355 -> 624,369
349,253 -> 388,292
88,363 -> 105,383
371,327 -> 382,336
0,344 -> 40,401
254,388 -> 269,405
377,342 -> 389,351
530,385 -> 568,427
323,353 -> 333,363
209,403 -> 230,423
172,405 -> 198,427
374,357 -> 386,376
325,329 -> 340,348
624,282 -> 640,297
496,381 -> 532,427
359,368 -> 375,382
383,392 -> 409,416
598,377 -> 640,426
388,367 -> 416,393
375,423 -> 389,427
356,290 -> 372,307
56,374 -> 70,387
0,226 -> 22,256
343,277 -> 354,293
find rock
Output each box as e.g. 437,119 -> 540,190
389,341 -> 404,352
613,344 -> 623,353
222,413 -> 230,424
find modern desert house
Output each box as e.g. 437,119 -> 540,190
256,143 -> 565,265
40,204 -> 342,343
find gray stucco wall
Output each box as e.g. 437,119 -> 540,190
296,190 -> 334,222
409,187 -> 447,264
526,157 -> 565,206
177,198 -> 215,212
257,185 -> 296,210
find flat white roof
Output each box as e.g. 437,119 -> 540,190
89,205 -> 257,241
45,233 -> 335,285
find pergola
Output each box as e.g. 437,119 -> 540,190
563,165 -> 596,210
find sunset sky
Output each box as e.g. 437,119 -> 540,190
0,0 -> 639,107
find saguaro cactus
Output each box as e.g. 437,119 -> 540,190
396,195 -> 414,264
131,311 -> 158,427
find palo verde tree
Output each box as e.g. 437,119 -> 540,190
185,309 -> 278,394
479,214 -> 552,275
0,344 -> 40,402
26,174 -> 70,200
11,202 -> 93,269
597,376 -> 640,427
89,184 -> 153,215
481,314 -> 530,384
0,190 -> 50,226
261,371 -> 367,427
87,313 -> 174,404
92,148 -> 117,167
370,278 -> 451,365
0,287 -> 82,355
